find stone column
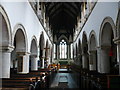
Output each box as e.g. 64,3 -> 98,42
17,52 -> 30,74
31,55 -> 38,71
97,47 -> 101,73
77,54 -> 80,65
41,50 -> 45,68
56,44 -> 59,60
56,44 -> 60,63
69,44 -> 71,59
51,46 -> 54,63
55,44 -> 57,59
89,52 -> 93,70
115,39 -> 120,74
42,57 -> 44,68
67,44 -> 70,59
0,46 -> 14,78
25,52 -> 30,73
58,45 -> 60,59
117,44 -> 120,74
89,50 -> 96,71
82,53 -> 88,69
100,46 -> 111,73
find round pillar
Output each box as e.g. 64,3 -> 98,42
17,52 -> 30,74
82,53 -> 88,69
1,46 -> 14,78
31,55 -> 38,71
42,57 -> 44,68
97,47 -> 101,73
114,38 -> 120,74
100,46 -> 110,73
117,44 -> 120,75
89,50 -> 97,71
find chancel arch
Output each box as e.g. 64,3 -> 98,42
99,17 -> 117,74
30,36 -> 38,71
89,30 -> 97,71
0,6 -> 13,78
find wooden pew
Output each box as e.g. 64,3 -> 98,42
107,75 -> 120,88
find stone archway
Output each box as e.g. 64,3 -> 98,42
82,31 -> 89,69
100,17 -> 117,74
39,32 -> 45,68
0,7 -> 13,78
89,31 -> 97,71
30,36 -> 38,71
11,25 -> 28,74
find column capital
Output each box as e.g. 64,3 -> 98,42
25,52 -> 31,55
100,45 -> 111,50
31,54 -> 37,57
16,52 -> 26,56
114,37 -> 120,44
16,49 -> 26,53
0,45 -> 14,52
89,50 -> 96,54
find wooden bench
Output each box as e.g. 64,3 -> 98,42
107,75 -> 120,88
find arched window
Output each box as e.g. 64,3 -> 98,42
60,39 -> 67,59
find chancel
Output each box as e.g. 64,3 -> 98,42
0,0 -> 120,89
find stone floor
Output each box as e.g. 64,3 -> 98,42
50,69 -> 78,89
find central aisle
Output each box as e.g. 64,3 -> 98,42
50,69 -> 78,89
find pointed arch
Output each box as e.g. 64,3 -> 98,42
82,31 -> 89,69
82,31 -> 88,53
12,24 -> 28,52
116,10 -> 120,38
0,5 -> 12,46
89,30 -> 97,51
30,36 -> 38,55
57,34 -> 69,44
99,17 -> 117,73
99,17 -> 116,46
29,36 -> 38,71
39,31 -> 45,50
89,30 -> 97,71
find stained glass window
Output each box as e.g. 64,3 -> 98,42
60,39 -> 67,59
